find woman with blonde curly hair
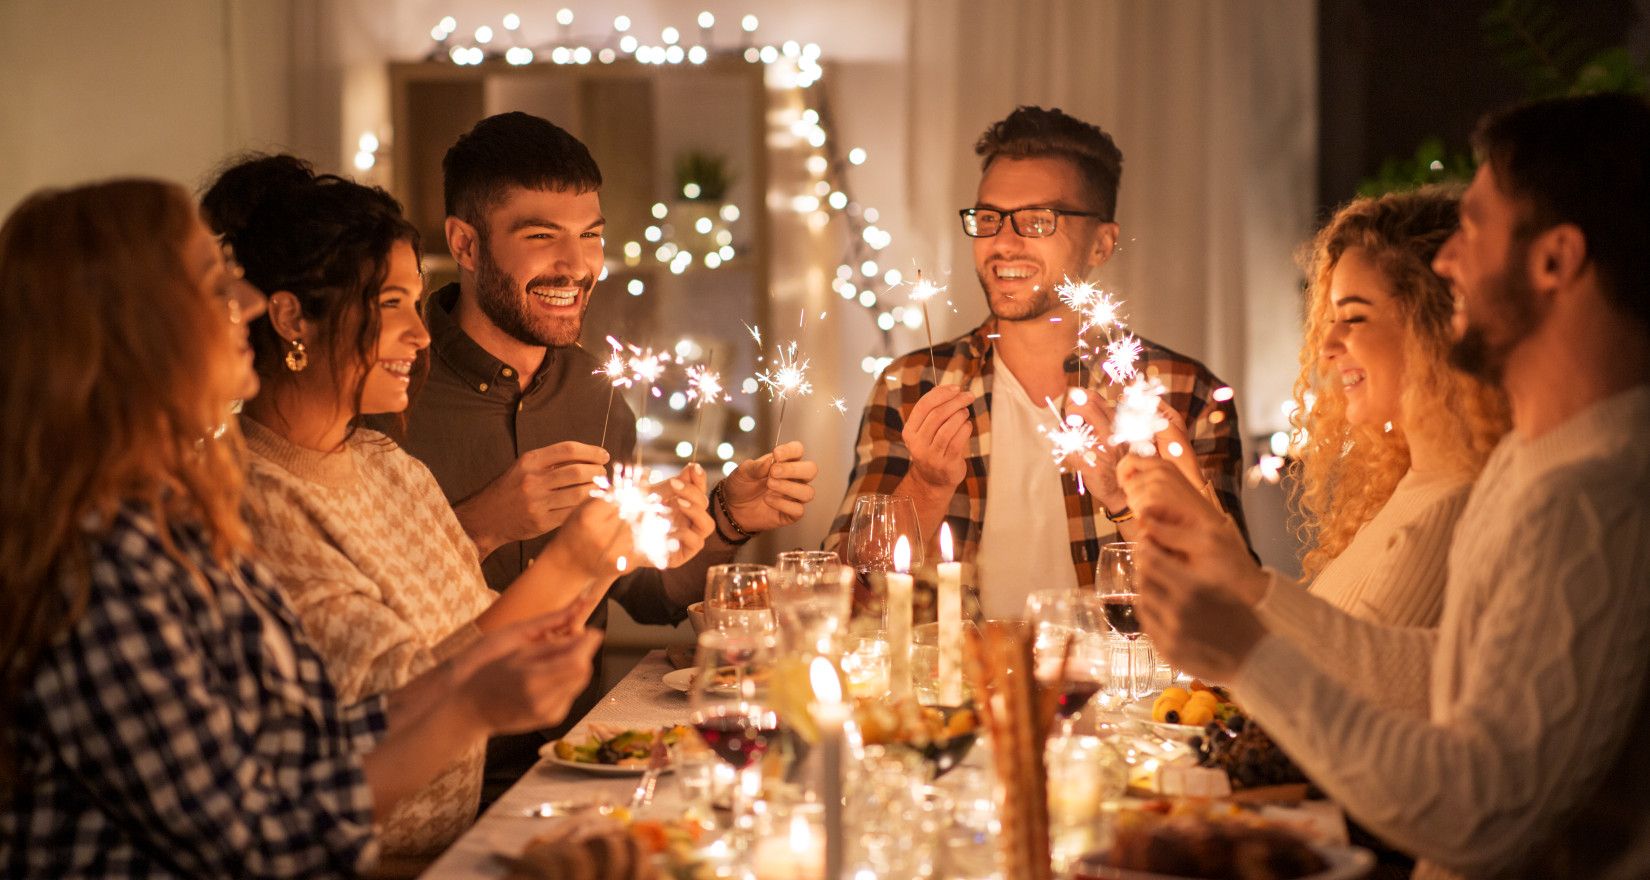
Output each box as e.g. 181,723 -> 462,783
1287,186 -> 1510,629
0,180 -> 602,878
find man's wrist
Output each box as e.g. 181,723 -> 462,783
711,483 -> 754,545
453,498 -> 504,560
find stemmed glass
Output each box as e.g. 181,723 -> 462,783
688,630 -> 779,851
842,494 -> 924,621
705,563 -> 775,637
1095,542 -> 1148,700
772,550 -> 852,655
1024,589 -> 1108,734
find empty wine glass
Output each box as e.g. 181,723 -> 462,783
705,563 -> 775,637
1095,542 -> 1148,700
843,494 -> 923,623
1024,589 -> 1108,734
773,550 -> 852,655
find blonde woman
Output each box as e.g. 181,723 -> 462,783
0,180 -> 600,878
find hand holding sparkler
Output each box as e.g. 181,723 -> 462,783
713,441 -> 820,535
1116,453 -> 1268,610
647,463 -> 716,568
900,385 -> 975,494
451,441 -> 612,560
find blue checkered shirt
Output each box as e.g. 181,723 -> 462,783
2,503 -> 386,878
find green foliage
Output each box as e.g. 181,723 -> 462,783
1357,0 -> 1647,197
1357,137 -> 1475,198
674,151 -> 734,201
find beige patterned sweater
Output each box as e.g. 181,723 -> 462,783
240,418 -> 495,858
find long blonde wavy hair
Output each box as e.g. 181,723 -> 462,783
0,180 -> 252,783
1292,187 -> 1511,579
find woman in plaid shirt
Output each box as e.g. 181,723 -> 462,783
0,180 -> 602,878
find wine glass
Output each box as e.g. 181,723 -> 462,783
688,630 -> 779,848
842,494 -> 924,622
1024,589 -> 1108,734
1095,542 -> 1148,700
705,563 -> 775,637
772,550 -> 852,655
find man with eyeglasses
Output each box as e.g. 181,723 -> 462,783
824,106 -> 1248,618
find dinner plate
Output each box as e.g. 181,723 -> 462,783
537,740 -> 670,776
661,668 -> 695,692
1073,843 -> 1373,880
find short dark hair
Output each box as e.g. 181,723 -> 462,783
974,106 -> 1124,221
1473,92 -> 1650,327
442,112 -> 602,227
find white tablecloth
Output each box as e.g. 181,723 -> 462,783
420,650 -> 690,878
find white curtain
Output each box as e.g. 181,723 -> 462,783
904,0 -> 1317,438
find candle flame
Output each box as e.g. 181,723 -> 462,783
893,535 -> 911,573
939,521 -> 954,563
809,655 -> 841,703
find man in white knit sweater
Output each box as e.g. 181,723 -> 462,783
1120,93 -> 1650,878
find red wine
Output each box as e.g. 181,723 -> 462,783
1102,594 -> 1141,635
1056,680 -> 1102,718
693,714 -> 778,768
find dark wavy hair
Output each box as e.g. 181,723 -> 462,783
974,105 -> 1125,221
201,154 -> 423,440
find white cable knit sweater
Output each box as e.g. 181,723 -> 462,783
1235,385 -> 1650,879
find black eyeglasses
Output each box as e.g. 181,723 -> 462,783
959,207 -> 1104,238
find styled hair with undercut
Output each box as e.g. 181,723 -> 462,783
442,111 -> 603,229
974,106 -> 1124,221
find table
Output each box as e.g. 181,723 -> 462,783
420,650 -> 690,878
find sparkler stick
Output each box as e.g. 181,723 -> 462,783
595,336 -> 630,450
756,341 -> 813,443
1038,388 -> 1102,496
909,270 -> 944,379
625,347 -> 669,466
685,359 -> 726,462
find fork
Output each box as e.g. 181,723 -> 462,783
627,730 -> 669,811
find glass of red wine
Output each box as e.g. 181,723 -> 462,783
1096,542 -> 1149,700
843,493 -> 923,626
688,630 -> 778,849
1024,589 -> 1108,736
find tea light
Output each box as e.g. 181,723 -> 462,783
753,812 -> 825,880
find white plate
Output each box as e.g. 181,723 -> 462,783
662,668 -> 695,692
537,739 -> 670,776
1120,693 -> 1204,740
1075,844 -> 1373,880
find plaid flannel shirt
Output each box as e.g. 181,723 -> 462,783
824,317 -> 1248,591
2,504 -> 386,879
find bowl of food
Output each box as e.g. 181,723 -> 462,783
686,601 -> 706,635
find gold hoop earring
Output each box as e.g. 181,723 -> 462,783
284,338 -> 308,372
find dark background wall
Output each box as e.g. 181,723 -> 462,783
1317,0 -> 1642,214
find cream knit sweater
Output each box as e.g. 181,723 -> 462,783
1252,468 -> 1470,717
240,418 -> 495,858
1236,386 -> 1650,879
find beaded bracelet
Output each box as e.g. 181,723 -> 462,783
713,482 -> 755,544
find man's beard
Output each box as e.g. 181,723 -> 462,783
976,267 -> 1061,322
472,235 -> 593,348
1448,242 -> 1541,384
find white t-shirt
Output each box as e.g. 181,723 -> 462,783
974,359 -> 1080,619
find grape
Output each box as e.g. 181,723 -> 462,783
1191,711 -> 1311,790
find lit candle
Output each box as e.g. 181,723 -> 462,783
809,657 -> 847,880
887,536 -> 913,701
936,524 -> 963,706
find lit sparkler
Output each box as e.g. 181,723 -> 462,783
757,341 -> 813,441
1109,375 -> 1170,457
685,363 -> 727,460
1038,397 -> 1101,470
1102,334 -> 1143,385
908,270 -> 944,377
596,336 -> 629,448
590,465 -> 679,570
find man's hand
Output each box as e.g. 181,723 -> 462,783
1060,388 -> 1127,510
718,441 -> 820,534
453,441 -> 611,559
653,463 -> 714,568
1134,549 -> 1268,683
1117,455 -> 1266,604
902,385 -> 974,494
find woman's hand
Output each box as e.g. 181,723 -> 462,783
652,464 -> 714,567
457,626 -> 604,735
1117,454 -> 1267,604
